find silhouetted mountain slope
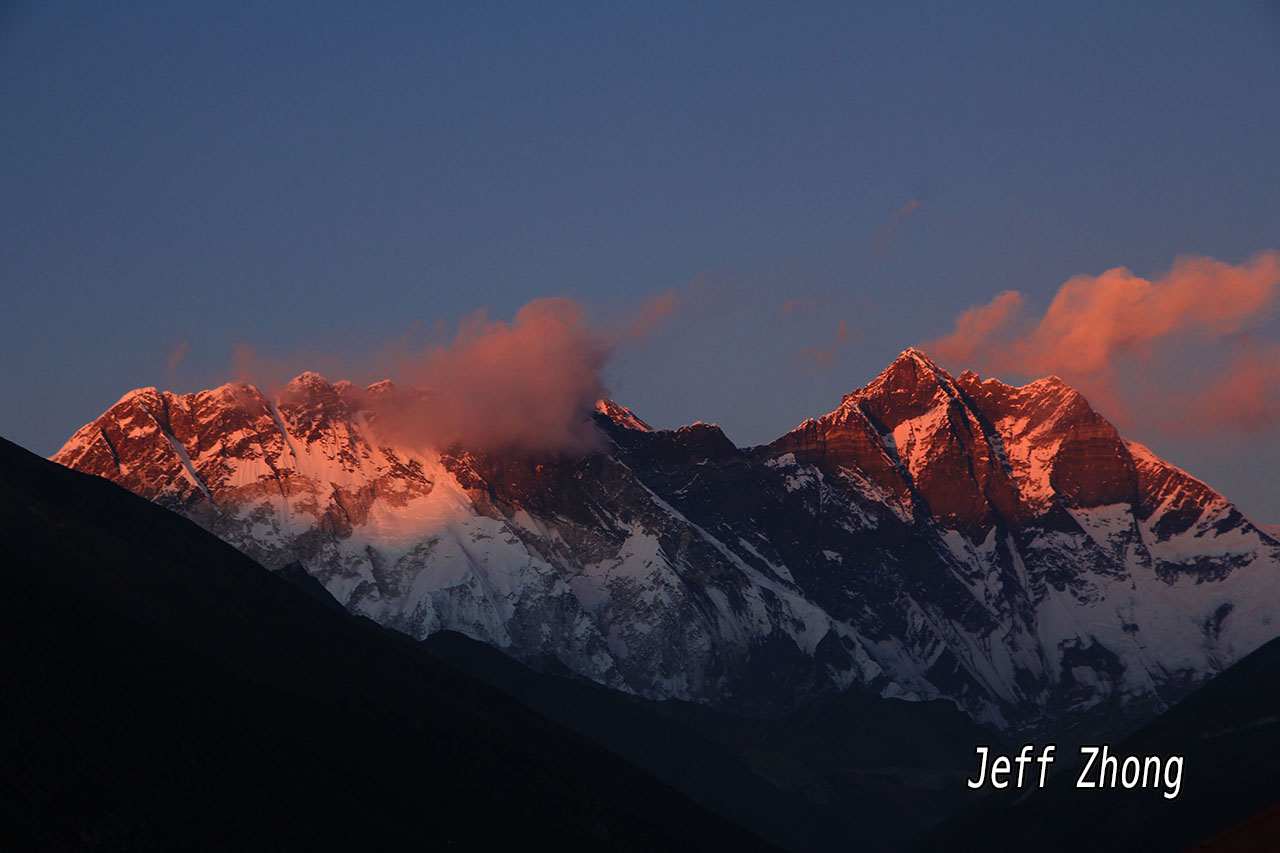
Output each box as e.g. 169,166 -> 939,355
0,437 -> 770,852
422,629 -> 1006,851
916,634 -> 1280,852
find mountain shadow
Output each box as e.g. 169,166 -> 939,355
0,436 -> 770,852
916,633 -> 1280,851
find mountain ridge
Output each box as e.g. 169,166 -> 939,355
52,350 -> 1280,737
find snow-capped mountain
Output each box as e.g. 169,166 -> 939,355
53,349 -> 1280,734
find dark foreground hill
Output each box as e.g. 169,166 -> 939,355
916,632 -> 1280,852
420,629 -> 1003,852
0,437 -> 770,852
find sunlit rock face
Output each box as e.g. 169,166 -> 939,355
54,350 -> 1280,736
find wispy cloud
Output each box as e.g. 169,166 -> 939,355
777,296 -> 818,316
628,288 -> 678,340
799,319 -> 853,372
871,198 -> 925,257
1170,339 -> 1280,436
924,250 -> 1280,433
379,297 -> 612,455
226,289 -> 685,457
165,340 -> 190,386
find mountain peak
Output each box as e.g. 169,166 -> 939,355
595,398 -> 653,431
285,371 -> 335,393
49,357 -> 1280,746
114,386 -> 162,407
845,347 -> 958,422
868,348 -> 950,390
899,346 -> 939,367
202,380 -> 265,407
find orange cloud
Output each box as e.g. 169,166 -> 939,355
165,340 -> 190,385
1177,341 -> 1280,436
222,289 -> 687,456
778,297 -> 818,316
628,288 -> 677,340
1033,253 -> 1279,375
377,297 -> 612,456
894,199 -> 922,218
799,319 -> 853,372
924,250 -> 1280,433
232,343 -> 286,388
872,198 -> 925,256
928,291 -> 1025,368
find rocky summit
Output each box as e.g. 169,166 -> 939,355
53,349 -> 1280,736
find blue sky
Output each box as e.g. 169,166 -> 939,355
3,2 -> 1279,519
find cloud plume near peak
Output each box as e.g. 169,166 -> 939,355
924,250 -> 1280,434
627,288 -> 678,340
228,293 -> 681,458
367,297 -> 615,456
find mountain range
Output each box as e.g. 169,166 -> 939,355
52,348 -> 1280,739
